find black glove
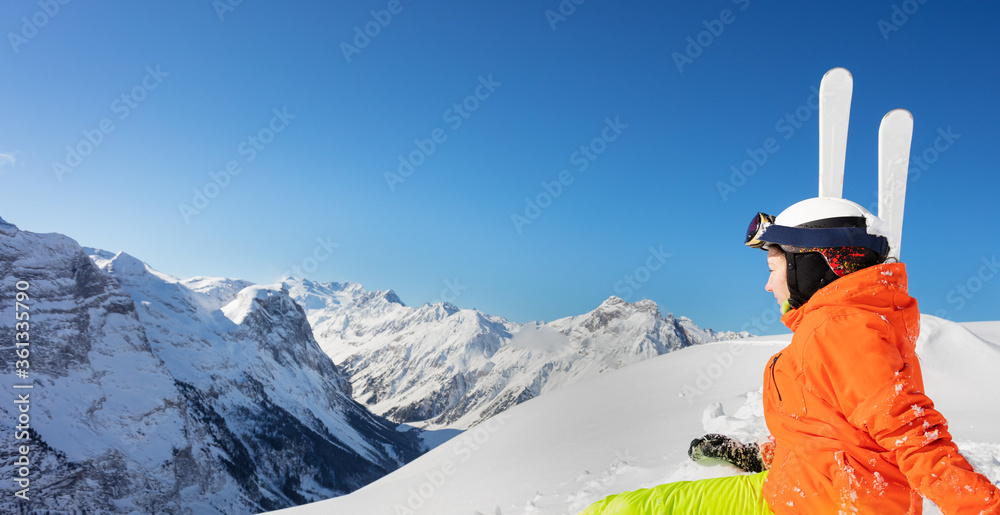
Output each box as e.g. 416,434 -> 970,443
688,433 -> 766,473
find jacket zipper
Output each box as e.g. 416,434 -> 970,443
770,353 -> 783,402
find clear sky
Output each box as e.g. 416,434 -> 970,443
2,1 -> 998,333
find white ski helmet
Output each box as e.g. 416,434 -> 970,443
774,197 -> 875,229
745,197 -> 890,308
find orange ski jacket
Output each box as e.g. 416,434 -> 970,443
762,262 -> 1000,514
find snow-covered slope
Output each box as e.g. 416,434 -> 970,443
285,278 -> 747,429
0,219 -> 423,513
274,316 -> 1000,515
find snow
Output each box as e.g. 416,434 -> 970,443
95,262 -> 414,470
0,216 -> 18,235
1,223 -> 427,512
508,324 -> 572,353
220,283 -> 284,325
863,211 -> 891,238
179,275 -> 255,311
272,316 -> 1000,515
5,218 -> 994,513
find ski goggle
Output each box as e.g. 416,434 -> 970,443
745,212 -> 775,249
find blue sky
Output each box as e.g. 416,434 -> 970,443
2,1 -> 998,333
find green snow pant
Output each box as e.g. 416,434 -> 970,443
578,471 -> 774,515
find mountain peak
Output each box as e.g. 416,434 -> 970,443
383,289 -> 404,306
0,215 -> 18,235
573,296 -> 672,334
108,251 -> 149,276
84,247 -> 117,260
340,281 -> 365,292
633,298 -> 662,315
84,247 -> 118,269
600,296 -> 627,307
221,284 -> 284,325
591,296 -> 665,318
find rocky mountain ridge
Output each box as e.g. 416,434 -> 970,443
0,219 -> 422,514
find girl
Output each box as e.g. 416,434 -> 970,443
580,197 -> 999,514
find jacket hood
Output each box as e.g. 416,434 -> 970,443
781,262 -> 914,333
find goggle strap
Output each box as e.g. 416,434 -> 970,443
760,225 -> 889,256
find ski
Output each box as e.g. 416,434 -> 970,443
877,109 -> 914,261
818,68 -> 853,199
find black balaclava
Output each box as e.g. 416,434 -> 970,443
785,251 -> 841,309
784,246 -> 886,309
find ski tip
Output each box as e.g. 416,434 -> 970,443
823,67 -> 853,80
879,109 -> 914,133
881,108 -> 913,121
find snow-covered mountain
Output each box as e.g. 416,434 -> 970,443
285,278 -> 748,429
0,216 -> 747,512
274,316 -> 1000,515
0,218 -> 423,514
